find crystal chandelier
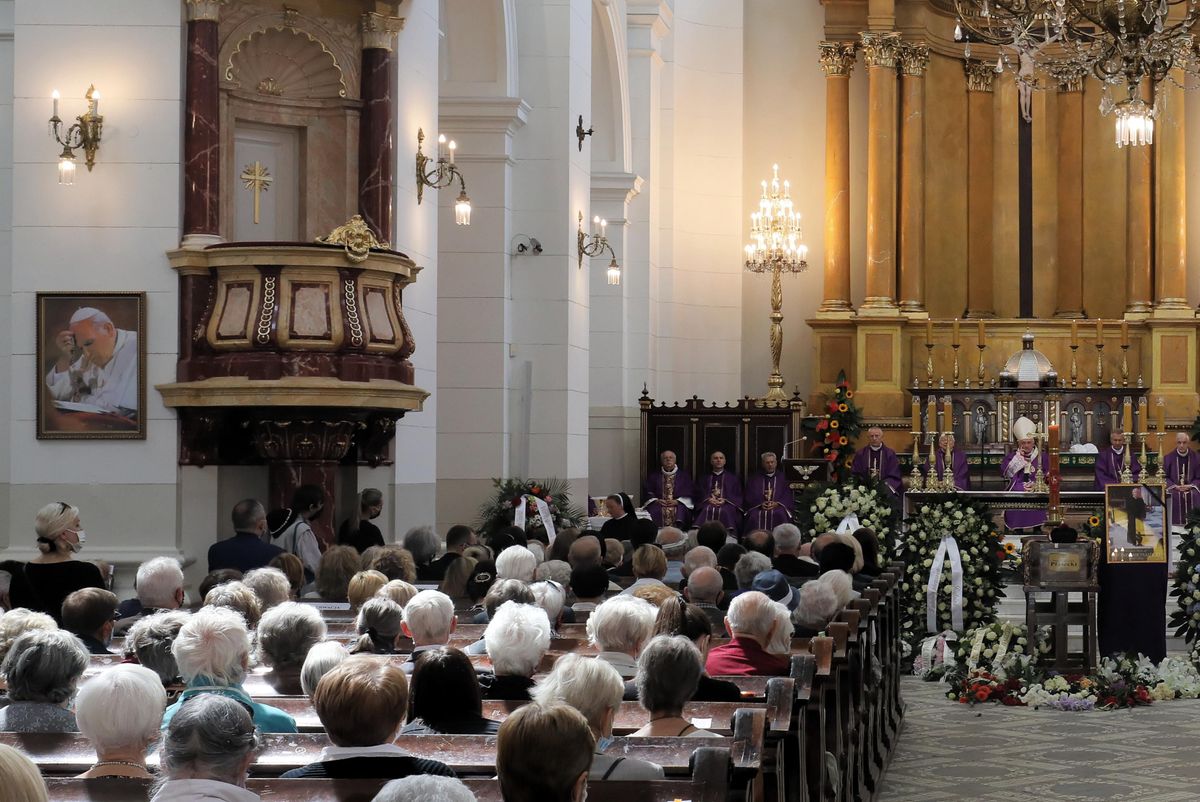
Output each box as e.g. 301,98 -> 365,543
744,164 -> 807,404
952,0 -> 1200,146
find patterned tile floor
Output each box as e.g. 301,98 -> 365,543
878,668 -> 1200,801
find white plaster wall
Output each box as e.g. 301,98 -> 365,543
657,0 -> 743,403
0,1 -> 12,527
391,0 -> 441,536
4,1 -> 183,573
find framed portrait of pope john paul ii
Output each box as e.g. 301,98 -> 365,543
36,292 -> 147,440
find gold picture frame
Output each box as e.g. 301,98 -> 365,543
1103,482 -> 1168,564
36,292 -> 147,440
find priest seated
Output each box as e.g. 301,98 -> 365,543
1000,416 -> 1048,531
1094,430 -> 1141,488
922,432 -> 971,490
693,451 -> 744,536
743,452 -> 793,533
641,450 -> 694,530
1165,432 -> 1200,529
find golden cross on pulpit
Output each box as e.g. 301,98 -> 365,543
240,161 -> 272,224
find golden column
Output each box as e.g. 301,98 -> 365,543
1054,73 -> 1085,318
818,42 -> 857,316
898,41 -> 929,315
965,61 -> 995,318
1155,75 -> 1189,312
859,31 -> 901,314
1125,79 -> 1153,316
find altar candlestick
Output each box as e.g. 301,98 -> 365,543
952,319 -> 960,347
1096,318 -> 1103,342
943,397 -> 953,432
1156,397 -> 1165,433
977,320 -> 985,348
926,319 -> 933,346
1136,398 -> 1146,435
1071,320 -> 1078,347
1121,320 -> 1129,348
911,396 -> 921,433
1122,397 -> 1133,432
926,396 -> 937,438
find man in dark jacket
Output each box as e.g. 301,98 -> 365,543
207,499 -> 283,573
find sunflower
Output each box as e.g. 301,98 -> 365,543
845,390 -> 854,399
838,403 -> 849,413
1003,541 -> 1017,555
1088,515 -> 1101,527
839,436 -> 848,445
830,419 -> 840,429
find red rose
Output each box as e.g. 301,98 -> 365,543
974,688 -> 990,702
825,452 -> 837,462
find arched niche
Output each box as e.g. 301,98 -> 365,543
439,0 -> 517,97
217,14 -> 361,242
590,0 -> 631,174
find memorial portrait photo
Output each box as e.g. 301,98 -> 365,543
1104,482 -> 1168,564
36,292 -> 146,440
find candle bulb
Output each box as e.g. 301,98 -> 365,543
1121,320 -> 1129,347
592,215 -> 600,237
1157,397 -> 1165,433
943,398 -> 953,432
600,218 -> 607,237
1071,319 -> 1078,348
952,319 -> 960,347
926,319 -> 933,346
977,319 -> 985,348
926,397 -> 937,434
51,89 -> 59,118
437,134 -> 446,160
447,140 -> 456,164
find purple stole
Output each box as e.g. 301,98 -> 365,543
695,471 -> 744,533
1165,449 -> 1200,527
1001,449 -> 1048,529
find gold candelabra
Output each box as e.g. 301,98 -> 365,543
977,343 -> 986,382
1120,343 -> 1130,387
926,343 -> 935,387
910,431 -> 925,493
1120,432 -> 1134,483
1069,343 -> 1079,387
952,344 -> 961,387
1156,431 -> 1166,481
1096,341 -> 1105,384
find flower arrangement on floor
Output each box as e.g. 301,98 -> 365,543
808,369 -> 862,482
1167,510 -> 1200,660
476,477 -> 583,540
793,479 -> 899,565
897,498 -> 1006,649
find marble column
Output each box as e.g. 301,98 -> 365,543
965,61 -> 995,318
182,0 -> 224,249
359,13 -> 402,243
1155,76 -> 1189,312
817,41 -> 856,316
897,41 -> 928,315
1055,74 -> 1084,318
1125,79 -> 1153,316
859,32 -> 901,314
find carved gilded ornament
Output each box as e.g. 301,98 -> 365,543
1049,66 -> 1086,93
317,215 -> 391,264
185,0 -> 226,22
361,12 -> 405,51
859,31 -> 901,69
818,42 -> 857,77
897,41 -> 930,77
964,61 -> 997,92
225,26 -> 348,98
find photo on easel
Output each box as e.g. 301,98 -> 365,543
1104,482 -> 1168,564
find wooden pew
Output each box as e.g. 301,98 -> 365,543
45,747 -> 731,802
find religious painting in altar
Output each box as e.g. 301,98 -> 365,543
36,292 -> 146,440
1104,483 -> 1168,563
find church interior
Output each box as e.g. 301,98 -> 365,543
5,0 -> 1200,800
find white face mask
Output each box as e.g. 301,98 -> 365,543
65,530 -> 86,553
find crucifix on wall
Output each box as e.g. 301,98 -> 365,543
240,161 -> 273,224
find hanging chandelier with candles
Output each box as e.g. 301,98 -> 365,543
744,164 -> 808,272
952,0 -> 1200,146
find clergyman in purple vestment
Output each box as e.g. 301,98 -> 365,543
923,434 -> 971,490
850,427 -> 903,496
1001,439 -> 1049,530
1164,432 -> 1200,528
1094,431 -> 1141,489
744,452 -> 794,532
642,450 -> 695,529
693,451 -> 744,535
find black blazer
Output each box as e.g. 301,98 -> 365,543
280,755 -> 455,780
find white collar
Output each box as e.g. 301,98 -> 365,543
1113,446 -> 1124,454
870,445 -> 882,452
712,470 -> 724,476
1178,449 -> 1190,456
662,466 -> 678,476
319,743 -> 407,762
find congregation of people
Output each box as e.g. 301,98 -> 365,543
0,481 -> 884,802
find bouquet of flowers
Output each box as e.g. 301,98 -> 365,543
476,477 -> 584,540
807,370 -> 862,482
792,479 -> 899,569
897,498 -> 1006,649
1168,510 -> 1200,661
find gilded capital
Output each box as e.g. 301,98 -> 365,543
185,0 -> 226,22
897,41 -> 930,77
859,31 -> 901,69
818,42 -> 857,77
362,12 -> 406,51
964,60 -> 996,92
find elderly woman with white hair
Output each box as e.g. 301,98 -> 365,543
374,775 -> 478,802
76,664 -> 166,779
585,595 -> 657,679
0,608 -> 56,664
255,601 -> 328,694
124,610 -> 191,689
300,640 -> 349,697
14,501 -> 104,620
532,653 -> 665,780
114,556 -> 186,635
0,628 -> 89,732
529,580 -> 566,636
405,525 -> 442,580
793,579 -> 841,635
151,693 -> 261,802
733,551 -> 772,591
163,605 -> 297,733
241,567 -> 291,611
631,635 -> 721,738
480,601 -> 551,700
495,546 -> 537,583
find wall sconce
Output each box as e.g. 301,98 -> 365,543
576,211 -> 621,285
49,85 -> 104,185
575,114 -> 593,151
415,128 -> 472,225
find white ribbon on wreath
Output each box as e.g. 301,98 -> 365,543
926,535 -> 964,634
514,494 -> 558,544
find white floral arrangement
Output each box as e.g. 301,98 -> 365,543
1168,513 -> 1200,666
802,483 -> 895,567
898,498 -> 1006,647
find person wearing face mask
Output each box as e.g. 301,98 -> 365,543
207,499 -> 284,574
13,502 -> 105,622
338,488 -> 386,554
272,485 -> 326,594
